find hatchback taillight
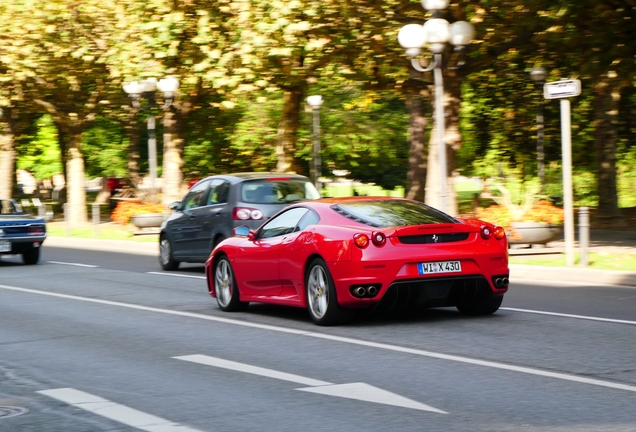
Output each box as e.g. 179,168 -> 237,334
232,207 -> 264,221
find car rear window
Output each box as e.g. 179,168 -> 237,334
240,179 -> 321,204
331,200 -> 457,228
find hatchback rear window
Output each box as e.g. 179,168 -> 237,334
331,200 -> 457,228
240,179 -> 321,204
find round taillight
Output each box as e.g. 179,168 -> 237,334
480,225 -> 493,240
371,231 -> 386,247
493,226 -> 506,240
235,208 -> 251,220
353,233 -> 370,249
250,210 -> 263,220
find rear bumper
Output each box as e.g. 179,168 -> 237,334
0,236 -> 46,255
329,258 -> 508,309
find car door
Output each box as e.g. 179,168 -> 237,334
206,179 -> 231,249
169,179 -> 210,259
186,179 -> 232,258
232,207 -> 309,297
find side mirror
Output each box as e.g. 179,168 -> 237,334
169,201 -> 181,211
233,225 -> 254,240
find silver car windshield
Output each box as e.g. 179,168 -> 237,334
240,179 -> 320,204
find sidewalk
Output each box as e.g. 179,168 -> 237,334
44,229 -> 636,287
509,229 -> 636,287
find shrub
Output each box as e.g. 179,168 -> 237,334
111,201 -> 165,225
476,200 -> 564,228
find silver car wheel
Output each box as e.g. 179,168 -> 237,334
307,265 -> 329,319
215,258 -> 233,308
160,239 -> 171,265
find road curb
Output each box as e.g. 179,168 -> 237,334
510,264 -> 636,287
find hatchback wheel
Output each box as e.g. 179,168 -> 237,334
215,256 -> 248,312
159,236 -> 179,270
305,258 -> 353,326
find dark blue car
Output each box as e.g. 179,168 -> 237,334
0,198 -> 47,265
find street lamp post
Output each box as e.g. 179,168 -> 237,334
306,95 -> 324,190
123,76 -> 179,201
530,67 -> 547,186
397,0 -> 474,214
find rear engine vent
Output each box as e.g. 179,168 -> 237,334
398,232 -> 469,244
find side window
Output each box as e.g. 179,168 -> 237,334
295,209 -> 320,231
206,180 -> 230,205
259,207 -> 308,239
183,180 -> 211,211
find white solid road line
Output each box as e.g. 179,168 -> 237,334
3,284 -> 636,394
501,307 -> 636,326
37,388 -> 203,432
147,271 -> 206,280
47,261 -> 99,268
175,354 -> 447,413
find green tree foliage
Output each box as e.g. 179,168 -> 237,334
82,116 -> 128,178
16,115 -> 63,180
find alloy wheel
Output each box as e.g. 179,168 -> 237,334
307,265 -> 329,319
215,259 -> 233,308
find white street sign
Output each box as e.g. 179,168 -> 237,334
543,79 -> 581,99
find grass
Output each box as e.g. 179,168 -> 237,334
510,252 -> 636,271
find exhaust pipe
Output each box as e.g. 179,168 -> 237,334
354,286 -> 367,297
493,277 -> 509,288
366,285 -> 378,297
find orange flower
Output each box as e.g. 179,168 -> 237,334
476,200 -> 564,229
111,201 -> 165,225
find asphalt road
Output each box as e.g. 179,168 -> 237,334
1,246 -> 635,431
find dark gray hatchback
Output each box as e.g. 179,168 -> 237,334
158,172 -> 321,270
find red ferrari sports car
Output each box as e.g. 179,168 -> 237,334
205,197 -> 509,326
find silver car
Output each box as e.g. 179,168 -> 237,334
158,172 -> 321,270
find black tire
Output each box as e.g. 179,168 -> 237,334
159,236 -> 180,270
305,258 -> 354,326
456,295 -> 503,316
22,248 -> 40,265
214,256 -> 249,312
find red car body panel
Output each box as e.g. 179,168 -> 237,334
206,197 -> 509,312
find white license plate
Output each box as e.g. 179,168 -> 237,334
418,260 -> 462,274
0,240 -> 11,252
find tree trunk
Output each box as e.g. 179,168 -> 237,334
0,115 -> 15,199
593,76 -> 624,226
124,112 -> 142,189
404,71 -> 429,202
276,88 -> 305,174
65,131 -> 87,225
162,107 -> 184,205
54,121 -> 69,200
